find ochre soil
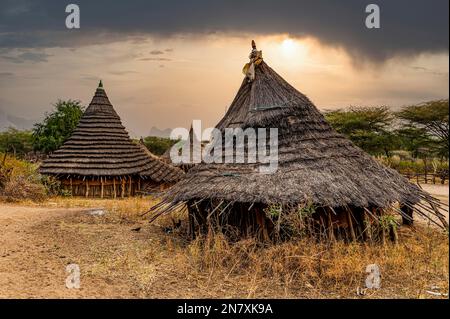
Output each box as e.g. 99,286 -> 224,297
0,184 -> 448,299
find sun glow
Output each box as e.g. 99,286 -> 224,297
281,39 -> 296,56
278,38 -> 309,62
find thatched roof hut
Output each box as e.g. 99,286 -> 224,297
40,81 -> 183,197
160,125 -> 204,172
149,42 -> 447,241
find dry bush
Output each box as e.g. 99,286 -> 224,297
169,225 -> 449,298
2,175 -> 47,202
48,196 -> 159,223
0,154 -> 47,202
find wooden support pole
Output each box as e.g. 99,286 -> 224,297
138,178 -> 141,191
70,177 -> 73,195
319,214 -> 325,241
100,177 -> 104,199
346,209 -> 356,241
327,210 -> 335,242
85,179 -> 89,198
389,224 -> 398,244
121,178 -> 125,198
400,204 -> 413,226
363,211 -> 372,242
113,178 -> 116,198
378,208 -> 386,245
128,176 -> 132,196
429,202 -> 449,229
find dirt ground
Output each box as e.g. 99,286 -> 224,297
0,184 -> 448,299
0,202 -> 183,298
416,184 -> 449,224
0,205 -> 86,298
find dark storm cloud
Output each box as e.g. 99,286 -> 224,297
0,0 -> 448,61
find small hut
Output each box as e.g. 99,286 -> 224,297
160,125 -> 205,172
149,42 -> 447,242
39,81 -> 184,197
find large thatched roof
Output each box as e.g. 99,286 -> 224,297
159,46 -> 429,210
39,82 -> 183,183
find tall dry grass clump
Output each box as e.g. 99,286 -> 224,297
0,153 -> 47,202
32,197 -> 447,298
169,225 -> 448,298
50,196 -> 158,222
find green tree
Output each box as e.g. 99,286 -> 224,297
0,128 -> 33,157
140,136 -> 178,156
396,100 -> 449,159
394,127 -> 432,158
325,106 -> 399,156
32,100 -> 84,154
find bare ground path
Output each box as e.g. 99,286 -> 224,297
0,184 -> 448,298
0,205 -> 82,298
0,201 -> 196,298
417,184 -> 449,224
0,204 -> 142,298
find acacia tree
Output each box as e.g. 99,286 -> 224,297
394,127 -> 432,158
325,106 -> 399,156
140,136 -> 178,155
396,100 -> 449,159
0,128 -> 33,158
32,100 -> 84,154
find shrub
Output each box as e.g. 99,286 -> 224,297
0,153 -> 47,202
0,128 -> 33,158
140,136 -> 178,156
32,100 -> 84,154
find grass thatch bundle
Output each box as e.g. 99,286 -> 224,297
39,81 -> 184,197
148,41 -> 447,242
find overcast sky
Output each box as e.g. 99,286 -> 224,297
0,0 -> 448,136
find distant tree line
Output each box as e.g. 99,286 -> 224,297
138,136 -> 178,156
0,99 -> 176,158
1,100 -> 84,158
0,99 -> 448,162
324,99 -> 449,160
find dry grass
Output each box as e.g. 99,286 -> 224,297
22,196 -> 448,299
48,196 -> 153,221
0,154 -> 47,202
173,228 -> 448,298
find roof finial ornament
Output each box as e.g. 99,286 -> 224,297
98,80 -> 103,89
242,40 -> 263,82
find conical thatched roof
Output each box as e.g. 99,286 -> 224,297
157,45 -> 431,210
160,125 -> 203,172
39,82 -> 183,183
137,139 -> 184,182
